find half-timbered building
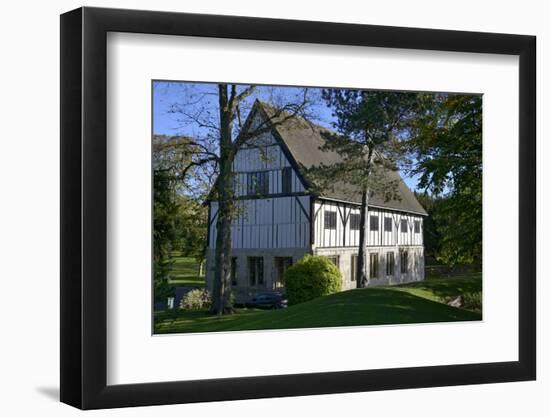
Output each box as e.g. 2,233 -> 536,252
205,101 -> 427,302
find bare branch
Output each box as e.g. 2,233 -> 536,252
186,140 -> 220,159
180,157 -> 218,179
233,85 -> 256,106
235,104 -> 244,130
233,89 -> 311,150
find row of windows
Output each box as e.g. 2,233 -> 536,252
245,167 -> 292,196
230,256 -> 293,287
324,211 -> 421,233
231,251 -> 415,287
348,250 -> 409,280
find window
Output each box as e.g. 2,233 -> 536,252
247,171 -> 269,196
230,257 -> 238,286
324,211 -> 337,230
274,257 -> 293,288
369,253 -> 379,279
400,250 -> 408,274
349,213 -> 361,230
414,220 -> 420,233
325,256 -> 340,268
386,252 -> 395,276
400,218 -> 408,233
351,254 -> 358,281
248,257 -> 264,286
281,167 -> 292,194
384,217 -> 393,232
370,215 -> 379,231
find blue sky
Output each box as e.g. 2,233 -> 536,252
152,81 -> 421,191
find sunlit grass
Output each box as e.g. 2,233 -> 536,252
168,254 -> 205,287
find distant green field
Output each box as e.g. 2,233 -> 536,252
155,274 -> 482,334
168,254 -> 205,287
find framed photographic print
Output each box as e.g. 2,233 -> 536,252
60,6 -> 536,410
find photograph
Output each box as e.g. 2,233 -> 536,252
152,81 -> 482,334
0,0 -> 542,413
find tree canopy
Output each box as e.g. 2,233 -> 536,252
408,94 -> 482,266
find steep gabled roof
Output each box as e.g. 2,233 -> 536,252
256,101 -> 427,216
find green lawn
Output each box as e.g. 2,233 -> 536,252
155,274 -> 482,334
168,254 -> 205,287
388,273 -> 482,313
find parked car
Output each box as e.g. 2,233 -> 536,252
246,292 -> 288,309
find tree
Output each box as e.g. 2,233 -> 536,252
175,195 -> 208,273
413,191 -> 442,264
309,90 -> 417,287
152,135 -> 202,301
408,94 -> 482,267
153,168 -> 179,301
168,84 -> 313,314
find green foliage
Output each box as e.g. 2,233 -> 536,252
308,90 -> 418,197
413,192 -> 442,263
180,288 -> 211,310
168,255 -> 205,287
462,292 -> 482,314
153,169 -> 178,301
409,94 -> 482,267
174,196 -> 208,263
284,255 -> 342,305
153,138 -> 208,301
154,258 -> 175,302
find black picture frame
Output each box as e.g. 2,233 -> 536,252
60,6 -> 536,410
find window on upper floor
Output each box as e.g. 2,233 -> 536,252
324,211 -> 337,230
384,217 -> 393,232
414,220 -> 421,233
281,167 -> 292,194
349,213 -> 361,230
247,171 -> 269,196
400,218 -> 408,233
370,215 -> 379,231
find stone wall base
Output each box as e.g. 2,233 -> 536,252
206,246 -> 424,303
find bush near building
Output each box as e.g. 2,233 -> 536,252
284,255 -> 342,305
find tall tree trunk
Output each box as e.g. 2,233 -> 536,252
356,143 -> 374,287
211,85 -> 235,315
211,192 -> 233,314
356,188 -> 368,288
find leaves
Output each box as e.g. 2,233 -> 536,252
408,94 -> 482,266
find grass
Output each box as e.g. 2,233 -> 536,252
388,273 -> 482,313
155,273 -> 482,334
168,254 -> 205,287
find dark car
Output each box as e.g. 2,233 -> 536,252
246,292 -> 288,309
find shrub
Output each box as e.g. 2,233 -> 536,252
180,288 -> 211,310
462,292 -> 482,314
284,255 -> 342,305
